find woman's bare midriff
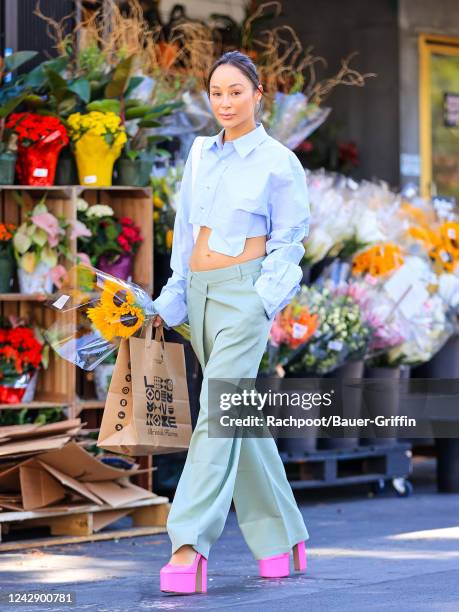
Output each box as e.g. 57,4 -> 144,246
189,226 -> 267,271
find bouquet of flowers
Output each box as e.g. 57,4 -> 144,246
44,264 -> 190,371
276,284 -> 372,375
265,92 -> 331,151
12,198 -> 72,293
76,199 -> 143,280
5,112 -> 68,185
0,317 -> 49,403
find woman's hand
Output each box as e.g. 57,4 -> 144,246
152,314 -> 164,328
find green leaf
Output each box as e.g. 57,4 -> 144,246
125,99 -> 142,109
45,68 -> 68,102
57,95 -> 77,116
138,119 -> 161,128
13,232 -> 31,254
105,56 -> 134,98
0,92 -> 28,118
32,228 -> 48,247
87,99 -> 121,114
68,79 -> 91,103
4,51 -> 38,72
126,150 -> 139,161
125,76 -> 144,97
41,246 -> 58,267
125,105 -> 157,120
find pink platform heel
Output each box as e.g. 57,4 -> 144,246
160,552 -> 207,594
259,541 -> 307,578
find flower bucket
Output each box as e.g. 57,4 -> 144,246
16,140 -> 64,186
94,363 -> 115,400
116,157 -> 154,187
0,252 -> 16,292
55,147 -> 78,185
18,261 -> 53,294
0,152 -> 17,184
0,371 -> 35,404
97,252 -> 133,281
74,132 -> 124,187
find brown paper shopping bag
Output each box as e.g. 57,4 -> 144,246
98,325 -> 192,456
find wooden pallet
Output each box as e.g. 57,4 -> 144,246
0,495 -> 170,551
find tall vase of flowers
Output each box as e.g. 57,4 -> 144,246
0,223 -> 16,293
5,113 -> 68,186
13,198 -> 71,294
67,111 -> 127,186
76,199 -> 143,282
0,318 -> 49,404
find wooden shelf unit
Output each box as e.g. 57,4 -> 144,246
0,185 -> 154,489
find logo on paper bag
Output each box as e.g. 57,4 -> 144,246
144,375 -> 177,429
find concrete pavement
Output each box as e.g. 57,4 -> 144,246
0,457 -> 458,611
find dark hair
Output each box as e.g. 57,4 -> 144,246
206,50 -> 265,119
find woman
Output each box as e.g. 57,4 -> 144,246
152,50 -> 310,595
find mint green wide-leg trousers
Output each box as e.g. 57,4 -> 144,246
166,255 -> 309,560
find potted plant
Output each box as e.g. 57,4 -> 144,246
0,223 -> 16,292
13,198 -> 71,293
77,199 -> 143,281
0,317 -> 49,404
116,101 -> 181,187
67,111 -> 127,186
5,112 -> 69,185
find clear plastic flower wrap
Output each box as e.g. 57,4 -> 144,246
43,264 -> 190,371
276,284 -> 372,375
265,92 -> 331,151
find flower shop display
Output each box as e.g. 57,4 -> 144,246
117,100 -> 182,187
277,285 -> 372,376
76,199 -> 143,281
44,264 -> 190,371
0,223 -> 16,292
67,111 -> 127,186
12,198 -> 71,294
5,113 -> 68,186
0,318 -> 49,404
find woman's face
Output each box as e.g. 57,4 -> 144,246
209,64 -> 262,129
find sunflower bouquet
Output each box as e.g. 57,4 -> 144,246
44,264 -> 189,371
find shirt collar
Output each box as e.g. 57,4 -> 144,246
202,121 -> 268,158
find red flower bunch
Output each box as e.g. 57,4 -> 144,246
6,112 -> 69,148
117,216 -> 143,255
0,325 -> 44,379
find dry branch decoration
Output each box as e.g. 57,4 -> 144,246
34,0 -> 376,116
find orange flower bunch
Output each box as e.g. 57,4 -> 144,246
277,304 -> 319,349
0,223 -> 16,242
352,243 -> 404,277
407,221 -> 459,273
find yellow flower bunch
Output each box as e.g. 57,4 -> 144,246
87,280 -> 144,341
67,111 -> 127,148
352,242 -> 404,277
407,221 -> 459,273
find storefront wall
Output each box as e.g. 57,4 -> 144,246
399,0 -> 459,193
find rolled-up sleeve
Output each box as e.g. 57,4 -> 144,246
152,145 -> 194,327
253,151 -> 310,319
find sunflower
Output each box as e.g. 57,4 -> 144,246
100,279 -> 135,309
87,301 -> 144,341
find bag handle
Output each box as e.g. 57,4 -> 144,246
144,321 -> 165,363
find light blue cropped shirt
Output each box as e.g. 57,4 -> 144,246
152,121 -> 310,327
